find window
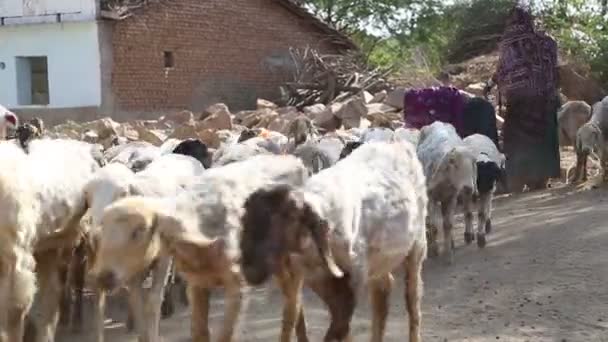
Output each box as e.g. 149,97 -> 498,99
163,51 -> 174,68
16,56 -> 49,105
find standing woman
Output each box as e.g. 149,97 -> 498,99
485,6 -> 561,192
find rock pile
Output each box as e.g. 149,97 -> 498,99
47,90 -> 407,148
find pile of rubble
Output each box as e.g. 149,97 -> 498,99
47,89 -> 408,149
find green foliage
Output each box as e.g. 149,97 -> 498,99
299,0 -> 608,88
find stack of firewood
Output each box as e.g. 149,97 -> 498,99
282,47 -> 393,108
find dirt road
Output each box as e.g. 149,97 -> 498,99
58,184 -> 608,342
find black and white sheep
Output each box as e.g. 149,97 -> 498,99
417,121 -> 477,263
240,141 -> 428,342
90,154 -> 309,342
463,134 -> 506,246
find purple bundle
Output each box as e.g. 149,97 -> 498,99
403,86 -> 466,135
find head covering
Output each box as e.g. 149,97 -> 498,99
495,5 -> 558,98
403,86 -> 466,135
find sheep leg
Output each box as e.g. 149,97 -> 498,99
441,197 -> 457,265
70,241 -> 87,332
58,262 -> 71,328
462,189 -> 475,245
30,252 -> 62,342
3,251 -> 36,342
141,257 -> 172,342
218,278 -> 247,342
404,243 -> 425,342
369,273 -> 393,342
602,148 -> 608,183
161,261 -> 176,319
477,192 -> 491,249
572,151 -> 587,182
312,273 -> 355,342
274,262 -> 308,342
178,276 -> 189,306
187,285 -> 211,342
93,288 -> 107,342
426,201 -> 440,258
126,282 -> 147,342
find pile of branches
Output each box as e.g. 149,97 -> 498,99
282,47 -> 392,108
100,0 -> 165,19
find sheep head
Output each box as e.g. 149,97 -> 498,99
91,197 -> 165,291
429,146 -> 478,196
240,185 -> 343,286
0,105 -> 18,140
476,156 -> 503,194
172,138 -> 212,168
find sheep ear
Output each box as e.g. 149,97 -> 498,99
171,236 -> 224,272
301,203 -> 344,278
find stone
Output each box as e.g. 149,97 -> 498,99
169,124 -> 198,140
200,103 -> 230,121
136,127 -> 166,146
371,90 -> 388,103
385,87 -> 407,110
365,103 -> 399,115
257,98 -> 278,110
303,104 -> 327,118
83,117 -> 119,140
197,106 -> 233,131
361,91 -> 374,104
240,109 -> 276,128
161,110 -> 195,126
197,129 -> 221,149
335,98 -> 367,129
267,117 -> 291,134
116,123 -> 139,141
465,82 -> 487,97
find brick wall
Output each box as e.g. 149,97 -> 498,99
108,0 -> 344,114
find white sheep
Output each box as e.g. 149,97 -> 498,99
105,141 -> 161,172
84,154 -> 205,342
0,138 -> 100,342
463,134 -> 506,246
573,97 -> 608,183
558,100 -> 592,148
90,154 -> 309,342
212,142 -> 274,167
417,121 -> 477,263
240,141 -> 428,342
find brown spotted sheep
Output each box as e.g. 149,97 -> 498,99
240,141 -> 428,342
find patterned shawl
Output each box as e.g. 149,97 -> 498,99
495,6 -> 559,99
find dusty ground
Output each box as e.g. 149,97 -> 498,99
56,177 -> 608,342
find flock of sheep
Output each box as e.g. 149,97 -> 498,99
0,95 -> 606,342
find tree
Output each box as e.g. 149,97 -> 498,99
300,0 -> 443,35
